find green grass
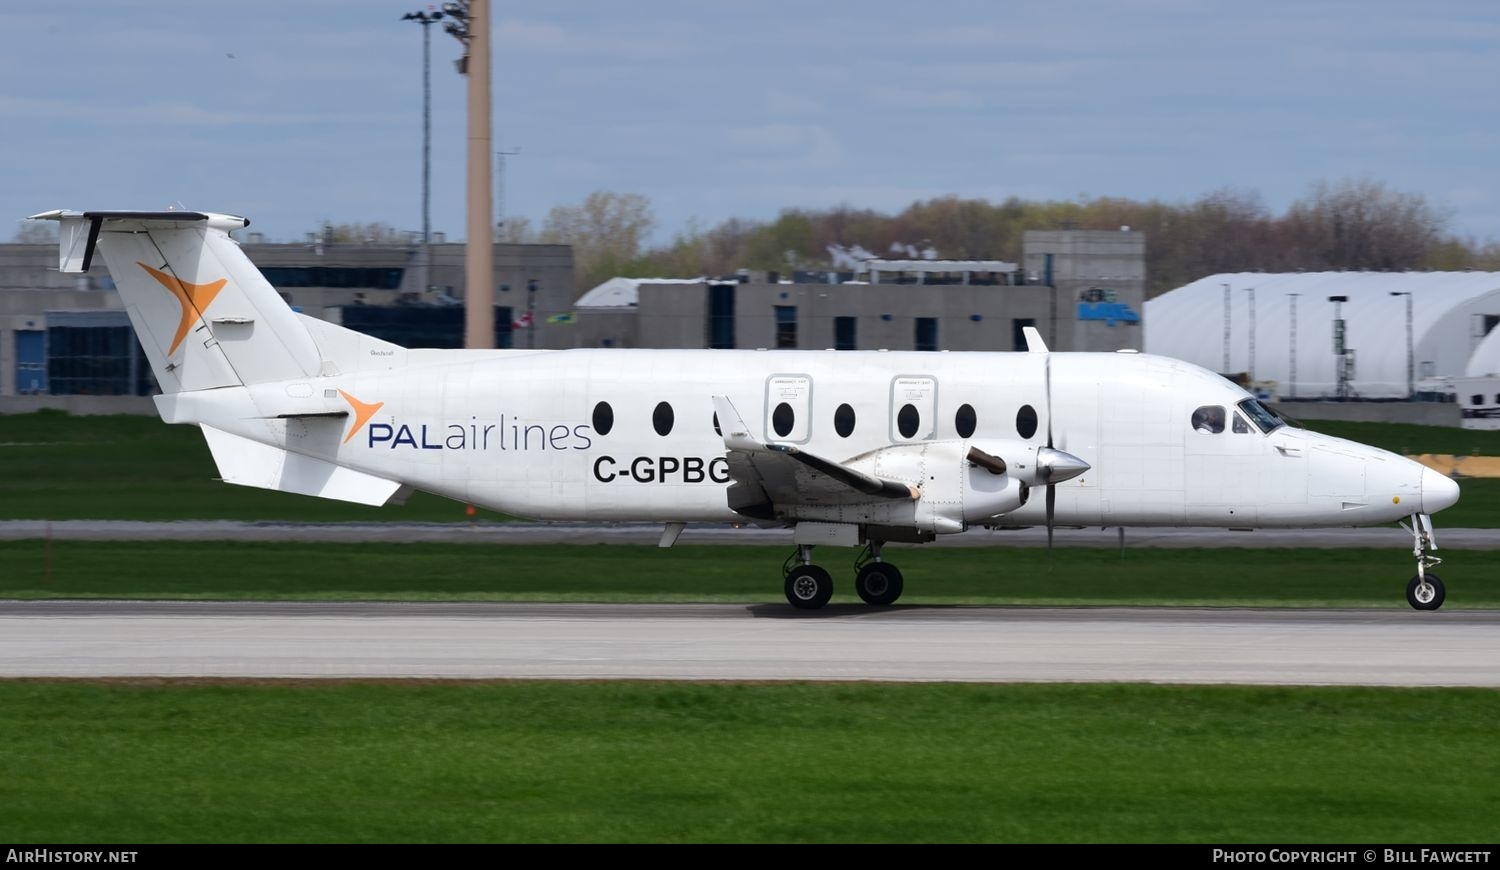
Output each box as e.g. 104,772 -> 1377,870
5,541 -> 1498,608
3,411 -> 1498,525
0,681 -> 1495,843
0,410 -> 504,522
1299,418 -> 1500,456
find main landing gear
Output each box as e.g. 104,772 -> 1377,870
1400,513 -> 1446,611
782,542 -> 904,609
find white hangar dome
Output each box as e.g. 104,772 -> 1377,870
1144,272 -> 1500,399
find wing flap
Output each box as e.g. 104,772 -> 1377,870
711,396 -> 917,517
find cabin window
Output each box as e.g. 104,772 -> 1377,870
897,404 -> 920,439
1016,404 -> 1038,439
955,403 -> 977,438
1232,413 -> 1251,434
834,403 -> 856,437
1473,394 -> 1485,406
592,401 -> 614,436
772,402 -> 795,438
1191,405 -> 1225,434
1237,398 -> 1285,434
653,401 -> 674,436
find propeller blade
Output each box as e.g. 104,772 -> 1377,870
1043,352 -> 1055,552
1046,483 -> 1055,552
1044,354 -> 1054,449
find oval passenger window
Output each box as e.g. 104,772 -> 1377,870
955,403 -> 977,438
897,404 -> 920,439
592,401 -> 613,436
653,401 -> 674,436
772,402 -> 795,438
834,403 -> 856,438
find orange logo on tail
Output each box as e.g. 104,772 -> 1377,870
138,262 -> 228,355
339,390 -> 386,444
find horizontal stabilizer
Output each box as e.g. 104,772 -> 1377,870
200,425 -> 405,507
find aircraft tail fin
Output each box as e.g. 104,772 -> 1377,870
28,209 -> 326,393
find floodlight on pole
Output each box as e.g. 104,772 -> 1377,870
1221,282 -> 1232,373
1286,293 -> 1300,400
401,8 -> 443,247
1245,286 -> 1256,382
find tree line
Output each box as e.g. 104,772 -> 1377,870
16,177 -> 1494,298
535,178 -> 1500,297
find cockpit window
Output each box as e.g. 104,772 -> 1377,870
1232,413 -> 1251,434
1191,405 -> 1225,434
1237,398 -> 1285,434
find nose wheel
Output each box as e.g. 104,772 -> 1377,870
1401,513 -> 1446,611
1406,574 -> 1446,611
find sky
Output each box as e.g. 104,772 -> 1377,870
3,1 -> 1500,246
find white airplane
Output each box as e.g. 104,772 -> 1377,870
30,209 -> 1462,610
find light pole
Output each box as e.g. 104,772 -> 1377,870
1391,291 -> 1414,400
401,8 -> 442,247
1286,293 -> 1300,400
1245,286 -> 1256,383
1329,295 -> 1349,399
1222,282 -> 1232,373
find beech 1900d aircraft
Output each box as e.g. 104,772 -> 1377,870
29,209 -> 1462,610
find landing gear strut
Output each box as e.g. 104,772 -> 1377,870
853,541 -> 904,606
783,545 -> 833,609
1401,513 -> 1446,611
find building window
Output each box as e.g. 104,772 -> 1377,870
708,283 -> 736,349
834,316 -> 856,351
45,325 -> 150,396
775,306 -> 798,349
915,317 -> 938,351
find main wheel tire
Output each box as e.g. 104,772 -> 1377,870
855,562 -> 904,606
1406,574 -> 1446,611
785,565 -> 834,610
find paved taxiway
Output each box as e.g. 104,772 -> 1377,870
3,601 -> 1497,686
3,520 -> 1499,549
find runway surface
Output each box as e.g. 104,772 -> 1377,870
3,600 -> 1497,686
4,520 -> 1500,549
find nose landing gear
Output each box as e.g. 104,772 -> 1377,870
1401,513 -> 1446,611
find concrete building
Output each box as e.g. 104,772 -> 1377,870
1,227 -> 1148,404
573,230 -> 1147,354
1022,228 -> 1146,352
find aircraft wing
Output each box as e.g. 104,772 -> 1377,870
711,396 -> 917,519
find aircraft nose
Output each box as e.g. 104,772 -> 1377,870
1421,465 -> 1460,514
1038,447 -> 1090,484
